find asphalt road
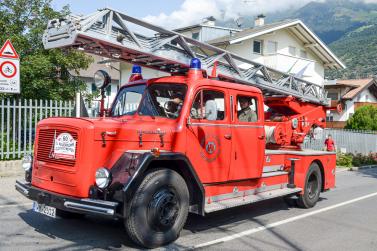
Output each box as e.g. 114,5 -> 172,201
1,168 -> 377,250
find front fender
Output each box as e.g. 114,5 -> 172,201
109,151 -> 205,215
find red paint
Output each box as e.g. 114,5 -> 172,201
31,68 -> 336,203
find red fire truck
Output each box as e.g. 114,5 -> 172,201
16,9 -> 336,248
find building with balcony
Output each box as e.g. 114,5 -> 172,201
207,16 -> 345,86
119,15 -> 345,87
325,78 -> 377,128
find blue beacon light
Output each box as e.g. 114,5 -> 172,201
190,58 -> 201,70
132,65 -> 142,74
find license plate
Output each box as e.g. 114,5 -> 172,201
32,201 -> 56,218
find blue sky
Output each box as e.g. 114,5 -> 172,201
51,0 -> 184,18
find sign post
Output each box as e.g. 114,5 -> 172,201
0,40 -> 20,94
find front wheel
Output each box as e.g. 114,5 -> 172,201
297,163 -> 322,208
124,169 -> 189,248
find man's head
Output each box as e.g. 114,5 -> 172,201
328,134 -> 332,139
239,97 -> 251,109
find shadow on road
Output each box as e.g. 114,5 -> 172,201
17,195 -> 326,250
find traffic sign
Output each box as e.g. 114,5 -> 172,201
0,40 -> 20,94
0,40 -> 19,59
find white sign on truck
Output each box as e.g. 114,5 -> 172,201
0,40 -> 20,94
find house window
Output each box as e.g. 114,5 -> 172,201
326,115 -> 334,122
300,50 -> 307,58
288,46 -> 296,56
192,32 -> 199,40
267,41 -> 277,54
327,92 -> 338,100
253,40 -> 262,54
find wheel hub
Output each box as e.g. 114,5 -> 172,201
307,174 -> 319,200
148,188 -> 179,231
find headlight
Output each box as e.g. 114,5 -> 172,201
22,154 -> 33,171
95,168 -> 111,189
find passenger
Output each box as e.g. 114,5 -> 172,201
238,97 -> 257,122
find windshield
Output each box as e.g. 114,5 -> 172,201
111,84 -> 146,116
138,83 -> 187,119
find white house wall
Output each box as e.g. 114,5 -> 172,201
225,29 -> 325,86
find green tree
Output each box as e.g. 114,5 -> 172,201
345,105 -> 377,130
0,0 -> 93,100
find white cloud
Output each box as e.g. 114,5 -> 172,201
143,0 -> 314,29
143,0 -> 377,29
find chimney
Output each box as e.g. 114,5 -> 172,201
255,14 -> 266,27
202,16 -> 216,26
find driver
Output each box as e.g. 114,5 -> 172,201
165,93 -> 184,117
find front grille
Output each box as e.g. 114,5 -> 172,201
36,129 -> 78,166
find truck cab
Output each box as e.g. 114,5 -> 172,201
16,59 -> 336,249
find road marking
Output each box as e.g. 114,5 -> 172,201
192,191 -> 377,249
0,202 -> 32,209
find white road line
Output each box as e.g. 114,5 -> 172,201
0,202 -> 32,209
192,191 -> 377,249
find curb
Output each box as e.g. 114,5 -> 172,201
0,160 -> 23,177
349,165 -> 377,171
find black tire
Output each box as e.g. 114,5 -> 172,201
56,209 -> 84,219
124,169 -> 189,249
297,163 -> 322,208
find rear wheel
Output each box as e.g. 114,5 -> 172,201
297,163 -> 322,208
124,169 -> 189,248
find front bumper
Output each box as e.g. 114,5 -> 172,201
15,180 -> 119,218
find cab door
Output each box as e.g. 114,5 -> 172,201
228,91 -> 265,180
186,88 -> 232,183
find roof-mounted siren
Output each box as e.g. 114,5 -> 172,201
128,65 -> 143,82
188,58 -> 203,80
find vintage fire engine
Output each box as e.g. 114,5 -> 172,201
16,8 -> 336,248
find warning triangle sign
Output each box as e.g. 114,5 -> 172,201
0,40 -> 19,59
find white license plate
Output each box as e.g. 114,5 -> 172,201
32,201 -> 56,218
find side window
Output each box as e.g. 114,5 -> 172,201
191,90 -> 225,121
237,95 -> 258,123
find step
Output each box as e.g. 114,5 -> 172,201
262,171 -> 289,178
204,187 -> 302,213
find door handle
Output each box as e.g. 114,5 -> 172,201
258,135 -> 265,140
224,134 -> 232,140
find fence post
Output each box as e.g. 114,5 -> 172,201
6,99 -> 10,159
18,99 -> 21,158
1,99 -> 4,160
23,99 -> 27,155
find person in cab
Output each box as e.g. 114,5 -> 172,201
238,96 -> 257,122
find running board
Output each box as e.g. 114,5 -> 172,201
204,187 -> 302,213
262,171 -> 288,178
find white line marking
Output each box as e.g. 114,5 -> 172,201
192,191 -> 377,249
0,202 -> 32,209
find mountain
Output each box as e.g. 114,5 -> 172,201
219,0 -> 377,79
283,0 -> 377,79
